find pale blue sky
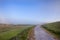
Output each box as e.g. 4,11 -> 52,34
0,0 -> 60,24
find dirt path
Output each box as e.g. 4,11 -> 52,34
34,25 -> 57,40
27,27 -> 35,40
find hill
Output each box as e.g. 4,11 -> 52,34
42,21 -> 60,38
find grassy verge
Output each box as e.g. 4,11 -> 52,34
0,25 -> 34,40
27,27 -> 35,40
10,26 -> 35,40
42,22 -> 60,39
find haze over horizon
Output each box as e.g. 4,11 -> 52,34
0,0 -> 60,24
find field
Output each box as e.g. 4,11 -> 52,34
0,24 -> 34,40
42,22 -> 60,38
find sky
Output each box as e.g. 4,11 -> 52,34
0,0 -> 60,24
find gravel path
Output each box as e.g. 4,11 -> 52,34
34,25 -> 56,40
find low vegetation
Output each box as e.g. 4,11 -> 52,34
10,26 -> 34,40
0,24 -> 35,40
42,21 -> 60,38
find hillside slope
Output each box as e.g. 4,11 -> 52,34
42,21 -> 60,38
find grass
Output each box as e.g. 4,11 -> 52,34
42,21 -> 60,38
13,27 -> 34,40
0,24 -> 34,40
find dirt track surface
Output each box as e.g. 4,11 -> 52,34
34,25 -> 56,40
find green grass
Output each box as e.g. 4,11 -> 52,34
17,27 -> 34,40
10,26 -> 34,40
0,25 -> 34,40
42,21 -> 60,37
